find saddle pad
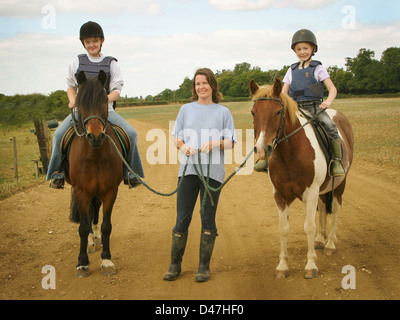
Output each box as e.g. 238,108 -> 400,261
60,126 -> 75,155
60,124 -> 131,158
111,124 -> 131,158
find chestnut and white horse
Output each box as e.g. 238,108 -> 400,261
250,78 -> 354,279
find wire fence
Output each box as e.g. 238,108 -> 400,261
0,132 -> 46,185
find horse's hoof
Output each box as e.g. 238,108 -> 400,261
101,259 -> 117,276
324,247 -> 336,256
274,270 -> 289,279
314,241 -> 325,250
304,268 -> 318,279
101,266 -> 117,276
75,266 -> 90,278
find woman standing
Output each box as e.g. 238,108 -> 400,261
163,68 -> 236,282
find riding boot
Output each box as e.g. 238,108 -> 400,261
163,230 -> 188,281
254,159 -> 268,173
330,139 -> 345,177
196,229 -> 218,282
49,172 -> 65,189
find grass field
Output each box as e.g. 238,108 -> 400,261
1,97 -> 399,199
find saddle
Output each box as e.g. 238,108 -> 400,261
298,108 -> 331,166
61,123 -> 130,158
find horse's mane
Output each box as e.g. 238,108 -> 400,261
253,85 -> 298,126
76,77 -> 107,114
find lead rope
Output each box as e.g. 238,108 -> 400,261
105,133 -> 254,213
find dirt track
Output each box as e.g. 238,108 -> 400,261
1,119 -> 400,300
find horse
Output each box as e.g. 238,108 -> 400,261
66,70 -> 123,277
250,78 -> 354,279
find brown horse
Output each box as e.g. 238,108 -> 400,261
250,78 -> 354,279
66,70 -> 123,277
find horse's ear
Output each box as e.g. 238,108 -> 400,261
249,79 -> 259,96
98,70 -> 107,87
273,78 -> 282,97
77,71 -> 87,86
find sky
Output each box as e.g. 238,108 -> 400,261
0,0 -> 399,98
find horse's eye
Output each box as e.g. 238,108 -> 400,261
251,111 -> 255,117
276,110 -> 281,116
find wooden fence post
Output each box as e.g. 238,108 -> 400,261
34,119 -> 52,174
12,137 -> 18,180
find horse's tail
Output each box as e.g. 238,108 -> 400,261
69,187 -> 80,223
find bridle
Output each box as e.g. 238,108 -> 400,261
253,97 -> 289,149
71,107 -> 108,138
252,97 -> 317,149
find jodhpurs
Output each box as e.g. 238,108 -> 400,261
174,175 -> 222,233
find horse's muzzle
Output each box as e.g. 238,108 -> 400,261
255,144 -> 273,160
87,132 -> 106,149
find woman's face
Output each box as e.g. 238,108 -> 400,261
294,42 -> 314,63
195,74 -> 213,102
83,37 -> 104,57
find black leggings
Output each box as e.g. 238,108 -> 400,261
174,175 -> 222,233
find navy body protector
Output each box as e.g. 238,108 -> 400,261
74,54 -> 117,109
289,60 -> 324,102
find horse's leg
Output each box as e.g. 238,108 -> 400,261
315,197 -> 327,249
304,193 -> 319,279
93,198 -> 102,245
324,197 -> 340,255
75,193 -> 91,277
100,192 -> 118,276
88,197 -> 102,253
275,205 -> 290,279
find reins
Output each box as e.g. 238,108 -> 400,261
253,97 -> 326,149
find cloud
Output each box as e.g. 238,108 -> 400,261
208,0 -> 337,11
0,0 -> 163,17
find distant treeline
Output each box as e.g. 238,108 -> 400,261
1,47 -> 399,125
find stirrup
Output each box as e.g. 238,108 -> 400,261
49,172 -> 65,189
124,174 -> 142,189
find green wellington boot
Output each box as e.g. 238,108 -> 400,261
330,139 -> 346,177
196,229 -> 218,282
163,230 -> 188,281
254,159 -> 268,173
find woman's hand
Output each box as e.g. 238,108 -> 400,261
180,144 -> 197,157
199,140 -> 220,154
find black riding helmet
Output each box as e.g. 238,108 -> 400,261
79,21 -> 104,40
291,29 -> 318,53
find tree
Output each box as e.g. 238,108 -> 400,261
233,62 -> 251,75
175,77 -> 192,101
380,47 -> 400,92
